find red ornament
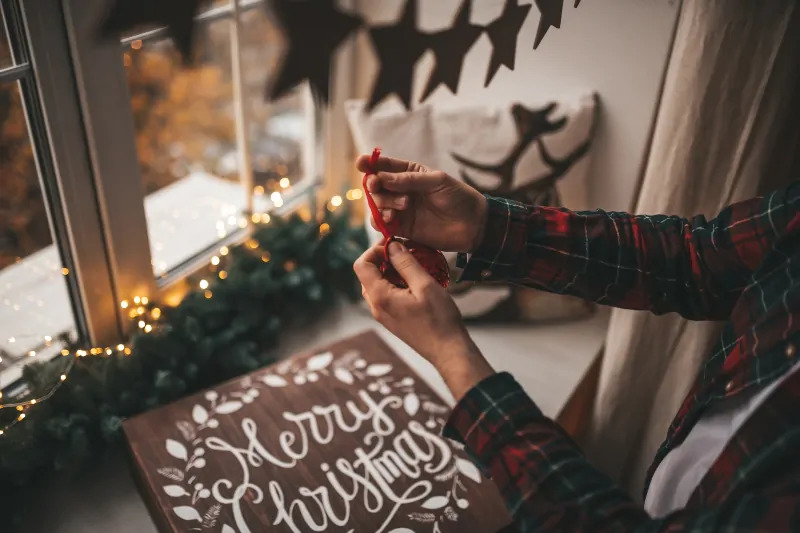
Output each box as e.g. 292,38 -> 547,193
363,148 -> 450,289
380,238 -> 450,289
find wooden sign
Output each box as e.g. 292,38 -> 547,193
124,331 -> 513,533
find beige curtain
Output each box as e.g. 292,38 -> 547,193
583,0 -> 800,498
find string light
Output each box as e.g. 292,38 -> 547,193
279,177 -> 291,189
346,189 -> 363,201
1,191 -> 351,438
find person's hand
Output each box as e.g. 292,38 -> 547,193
356,154 -> 487,253
354,240 -> 494,401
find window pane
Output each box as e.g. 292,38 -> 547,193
121,0 -> 230,40
1,7 -> 14,68
124,20 -> 242,277
0,82 -> 78,386
241,6 -> 312,202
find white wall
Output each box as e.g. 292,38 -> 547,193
350,0 -> 681,211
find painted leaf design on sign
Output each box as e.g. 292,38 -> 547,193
192,405 -> 209,425
215,401 -> 243,414
163,485 -> 189,497
456,457 -> 481,483
166,439 -> 188,461
389,529 -> 416,533
221,526 -> 236,533
334,367 -> 354,384
157,467 -> 184,482
422,401 -> 449,415
421,496 -> 448,510
202,503 -> 221,529
408,512 -> 436,522
173,506 -> 202,521
403,393 -> 420,416
366,363 -> 392,376
262,374 -> 288,387
307,351 -> 333,371
444,506 -> 459,521
176,421 -> 196,441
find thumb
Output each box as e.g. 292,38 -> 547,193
387,241 -> 430,289
377,171 -> 444,194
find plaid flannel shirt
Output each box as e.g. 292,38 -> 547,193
444,182 -> 800,532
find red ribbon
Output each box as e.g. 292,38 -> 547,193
362,147 -> 400,261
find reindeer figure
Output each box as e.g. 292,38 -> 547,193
451,93 -> 599,207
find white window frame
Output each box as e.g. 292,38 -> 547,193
63,0 -> 325,330
1,0 -> 343,387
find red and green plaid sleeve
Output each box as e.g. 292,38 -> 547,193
443,372 -> 800,532
458,186 -> 800,320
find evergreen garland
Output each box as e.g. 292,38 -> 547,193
0,208 -> 367,529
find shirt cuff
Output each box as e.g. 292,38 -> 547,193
443,372 -> 544,468
456,195 -> 530,283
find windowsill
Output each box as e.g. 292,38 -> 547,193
0,172 -> 314,389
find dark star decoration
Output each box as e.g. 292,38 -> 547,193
366,0 -> 428,111
420,0 -> 484,102
99,0 -> 205,62
268,0 -> 363,104
483,0 -> 532,88
534,0 -> 564,49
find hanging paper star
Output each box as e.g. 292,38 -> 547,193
99,0 -> 204,61
483,0 -> 532,88
366,0 -> 428,111
268,0 -> 363,104
420,0 -> 484,102
533,0 -> 564,49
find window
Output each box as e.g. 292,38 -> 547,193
0,0 -> 329,388
0,3 -> 81,388
120,1 -> 318,279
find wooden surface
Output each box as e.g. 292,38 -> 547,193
124,331 -> 512,533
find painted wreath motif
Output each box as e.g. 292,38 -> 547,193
156,350 -> 480,532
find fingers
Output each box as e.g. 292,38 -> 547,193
356,154 -> 418,174
353,245 -> 385,292
369,211 -> 394,232
370,191 -> 409,210
387,240 -> 433,290
376,171 -> 444,193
